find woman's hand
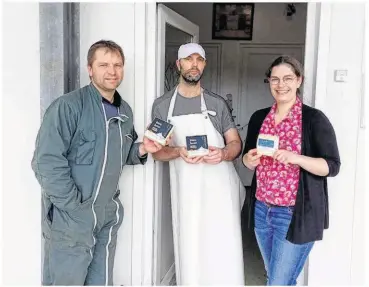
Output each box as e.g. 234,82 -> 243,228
274,149 -> 330,176
243,148 -> 262,170
273,149 -> 300,165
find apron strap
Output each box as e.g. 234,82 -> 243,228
167,86 -> 178,122
200,91 -> 209,117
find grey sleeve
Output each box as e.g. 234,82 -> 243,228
126,128 -> 147,165
31,98 -> 82,211
220,101 -> 236,134
151,99 -> 168,121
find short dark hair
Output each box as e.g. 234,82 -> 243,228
87,40 -> 125,66
265,55 -> 304,94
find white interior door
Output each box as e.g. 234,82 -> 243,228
154,4 -> 199,285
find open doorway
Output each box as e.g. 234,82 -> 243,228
155,2 -> 308,285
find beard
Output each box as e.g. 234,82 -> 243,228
180,67 -> 203,85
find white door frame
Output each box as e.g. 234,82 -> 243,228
135,2 -> 158,285
153,4 -> 199,285
299,2 -> 331,285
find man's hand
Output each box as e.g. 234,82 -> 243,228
273,149 -> 300,165
179,147 -> 204,164
203,146 -> 225,165
242,148 -> 262,169
139,136 -> 164,156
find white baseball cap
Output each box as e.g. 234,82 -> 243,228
178,43 -> 206,60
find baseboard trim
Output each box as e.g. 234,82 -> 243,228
160,262 -> 175,285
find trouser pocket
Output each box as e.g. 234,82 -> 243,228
51,198 -> 95,248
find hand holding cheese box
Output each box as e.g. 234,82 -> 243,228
144,117 -> 174,146
186,135 -> 209,158
256,134 -> 279,156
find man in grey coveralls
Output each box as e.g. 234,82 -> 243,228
32,40 -> 163,285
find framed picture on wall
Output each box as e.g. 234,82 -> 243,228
212,3 -> 255,40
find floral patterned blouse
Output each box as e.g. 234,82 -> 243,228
256,97 -> 302,206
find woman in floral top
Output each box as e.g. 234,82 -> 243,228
242,56 -> 340,285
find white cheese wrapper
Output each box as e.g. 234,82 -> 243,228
256,134 -> 279,156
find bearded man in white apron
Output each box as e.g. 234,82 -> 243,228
151,43 -> 246,285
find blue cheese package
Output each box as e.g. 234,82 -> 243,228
145,117 -> 174,145
186,135 -> 209,158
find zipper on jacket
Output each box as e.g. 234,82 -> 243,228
90,103 -> 110,257
105,111 -> 124,285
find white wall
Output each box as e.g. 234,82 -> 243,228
2,2 -> 41,285
80,3 -> 150,285
308,3 -> 366,285
350,9 -> 366,283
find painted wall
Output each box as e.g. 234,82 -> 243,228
2,2 -> 42,285
308,3 -> 366,285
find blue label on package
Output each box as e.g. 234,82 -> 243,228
258,138 -> 275,148
148,118 -> 173,138
186,135 -> 208,151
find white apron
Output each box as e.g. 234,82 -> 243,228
167,87 -> 246,285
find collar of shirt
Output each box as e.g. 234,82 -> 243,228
270,96 -> 302,124
102,90 -> 122,107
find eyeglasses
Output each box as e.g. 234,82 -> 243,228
268,76 -> 296,85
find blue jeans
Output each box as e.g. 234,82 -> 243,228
254,200 -> 314,286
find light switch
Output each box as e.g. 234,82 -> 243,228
334,70 -> 348,82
